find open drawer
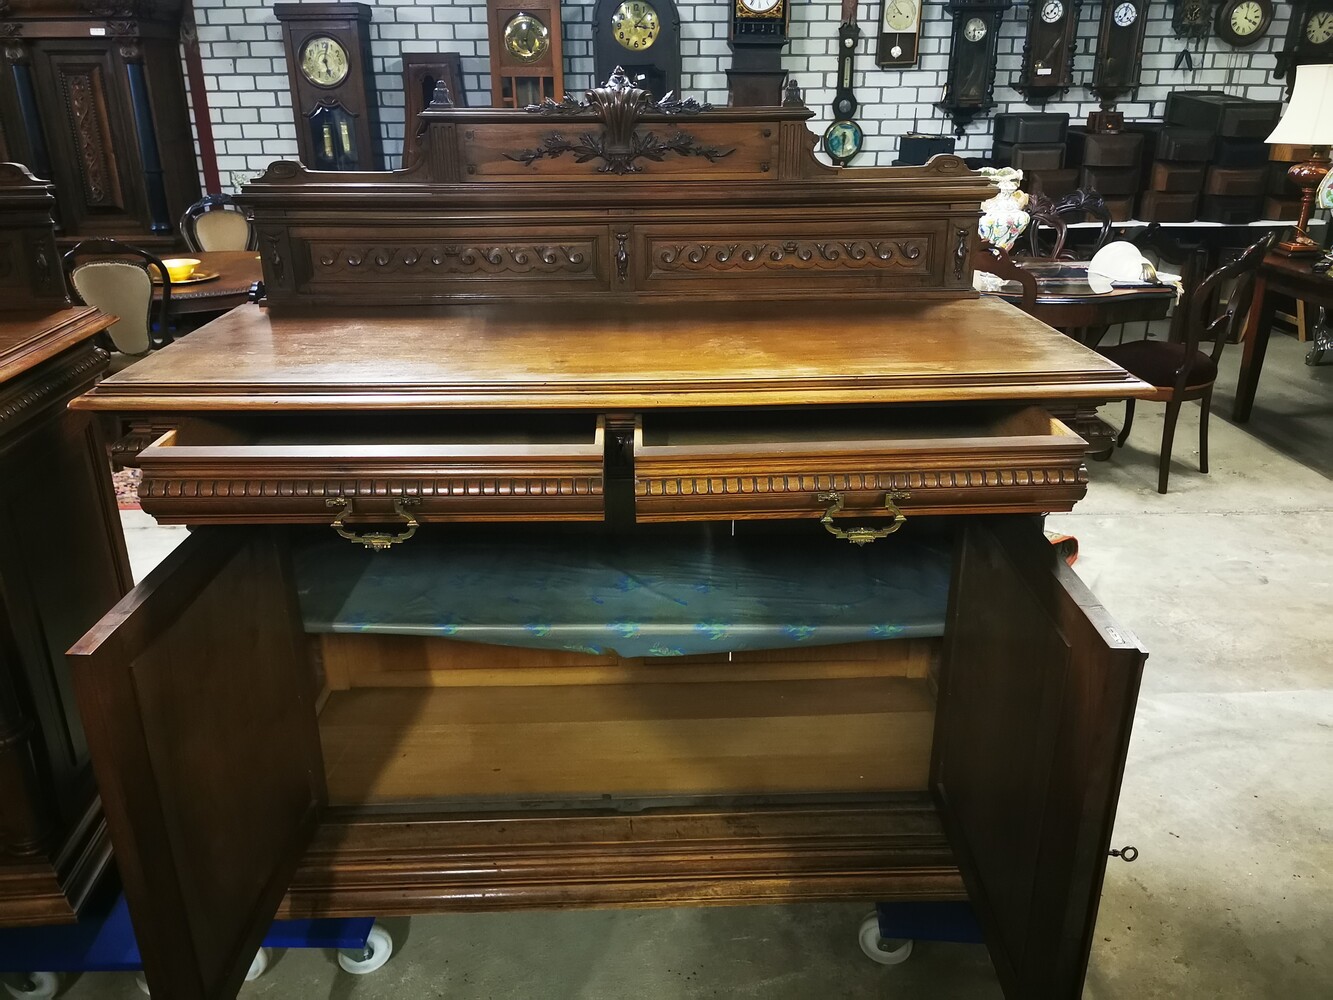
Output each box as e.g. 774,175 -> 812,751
633,405 -> 1090,524
136,413 -> 605,526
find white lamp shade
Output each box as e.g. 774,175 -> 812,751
1267,63 -> 1333,146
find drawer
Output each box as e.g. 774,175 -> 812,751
1198,194 -> 1263,224
1066,128 -> 1143,168
1153,127 -> 1214,162
632,221 -> 951,296
1101,195 -> 1135,223
993,141 -> 1065,171
1213,137 -> 1268,169
135,414 -> 606,525
1026,168 -> 1079,199
1078,165 -> 1140,196
632,406 -> 1088,523
994,113 -> 1069,145
1205,166 -> 1266,196
1138,192 -> 1198,223
1165,91 -> 1281,138
1263,196 -> 1300,220
1149,162 -> 1206,192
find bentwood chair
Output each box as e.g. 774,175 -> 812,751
1022,188 -> 1113,261
62,239 -> 174,359
1100,231 -> 1278,494
180,193 -> 255,252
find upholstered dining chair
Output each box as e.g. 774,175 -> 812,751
1101,231 -> 1277,494
62,239 -> 173,358
1022,188 -> 1113,261
180,193 -> 255,252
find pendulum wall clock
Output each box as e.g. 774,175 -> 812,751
1172,0 -> 1214,36
937,0 -> 1012,135
825,0 -> 865,165
488,0 -> 565,107
1090,0 -> 1148,110
1015,0 -> 1080,102
593,0 -> 681,101
1274,0 -> 1333,96
727,0 -> 792,105
275,3 -> 382,172
877,0 -> 922,69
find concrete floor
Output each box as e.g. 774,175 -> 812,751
46,333 -> 1333,999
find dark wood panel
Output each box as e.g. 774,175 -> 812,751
69,530 -> 324,997
933,518 -> 1146,999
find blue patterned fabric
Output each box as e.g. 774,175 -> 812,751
295,529 -> 950,657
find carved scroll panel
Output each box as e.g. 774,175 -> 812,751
55,59 -> 124,210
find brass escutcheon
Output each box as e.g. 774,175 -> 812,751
326,496 -> 421,551
817,489 -> 910,545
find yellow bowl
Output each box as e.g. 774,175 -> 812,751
161,257 -> 200,282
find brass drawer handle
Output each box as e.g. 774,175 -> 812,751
325,496 -> 421,551
817,490 -> 910,545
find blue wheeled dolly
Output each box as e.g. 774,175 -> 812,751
857,901 -> 985,967
0,891 -> 393,997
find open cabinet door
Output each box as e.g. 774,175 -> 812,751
69,529 -> 325,1000
933,517 -> 1146,1000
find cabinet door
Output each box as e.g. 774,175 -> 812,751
69,529 -> 324,1000
933,517 -> 1146,1000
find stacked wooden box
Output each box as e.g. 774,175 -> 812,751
992,114 -> 1075,197
1265,144 -> 1313,219
1128,122 -> 1214,222
1164,91 -> 1281,224
893,133 -> 956,167
1064,126 -> 1144,222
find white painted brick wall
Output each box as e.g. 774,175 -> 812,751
189,0 -> 1294,186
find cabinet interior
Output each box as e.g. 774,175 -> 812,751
293,521 -> 953,811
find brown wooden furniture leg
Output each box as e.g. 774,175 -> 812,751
1233,275 -> 1274,424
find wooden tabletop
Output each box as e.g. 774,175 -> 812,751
0,306 -> 114,383
74,296 -> 1153,412
156,251 -> 262,315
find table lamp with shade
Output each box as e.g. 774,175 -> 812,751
1267,63 -> 1333,256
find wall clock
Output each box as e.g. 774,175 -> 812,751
1214,0 -> 1273,46
727,0 -> 792,105
488,0 -> 565,107
1015,0 -> 1080,102
1172,0 -> 1214,37
937,0 -> 1013,135
1090,0 -> 1148,109
1274,1 -> 1333,95
593,0 -> 681,100
274,3 -> 382,172
876,0 -> 922,69
825,0 -> 865,163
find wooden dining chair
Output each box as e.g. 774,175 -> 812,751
180,193 -> 255,252
62,239 -> 174,358
1101,231 -> 1277,494
972,241 -> 1037,315
1022,188 -> 1113,260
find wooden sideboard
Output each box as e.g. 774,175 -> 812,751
0,164 -> 129,924
68,78 -> 1151,999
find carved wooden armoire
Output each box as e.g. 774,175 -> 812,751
0,0 -> 201,247
0,163 -> 128,925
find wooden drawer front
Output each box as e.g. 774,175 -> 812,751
633,407 -> 1088,522
634,222 -> 945,296
137,425 -> 604,524
296,226 -> 612,300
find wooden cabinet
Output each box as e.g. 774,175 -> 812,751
64,82 -> 1152,999
0,166 -> 129,925
0,0 -> 200,248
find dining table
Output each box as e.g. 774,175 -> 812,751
990,260 -> 1177,347
154,250 -> 262,316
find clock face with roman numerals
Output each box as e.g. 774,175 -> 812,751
1215,0 -> 1272,46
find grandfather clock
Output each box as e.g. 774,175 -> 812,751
274,3 -> 383,171
727,0 -> 792,106
488,0 -> 565,107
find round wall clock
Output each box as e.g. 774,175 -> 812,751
503,13 -> 552,63
1215,0 -> 1273,46
1113,2 -> 1138,26
1041,0 -> 1065,22
299,36 -> 350,87
613,0 -> 662,50
740,0 -> 782,11
1308,9 -> 1333,42
964,16 -> 989,39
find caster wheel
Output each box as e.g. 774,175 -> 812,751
858,912 -> 914,966
337,923 -> 393,975
5,972 -> 59,999
246,948 -> 270,982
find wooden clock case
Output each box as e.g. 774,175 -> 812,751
66,75 -> 1152,1000
1015,0 -> 1081,102
487,0 -> 565,108
727,0 -> 791,106
0,0 -> 200,248
592,0 -> 682,101
274,3 -> 383,172
938,0 -> 1013,134
0,164 -> 129,927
